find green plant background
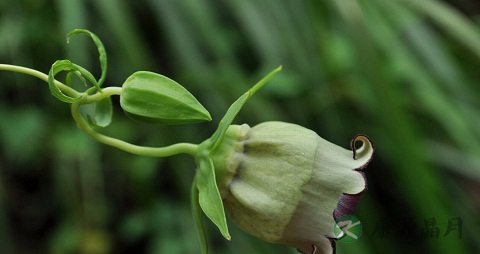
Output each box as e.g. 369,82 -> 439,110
1,0 -> 479,253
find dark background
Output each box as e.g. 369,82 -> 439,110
0,0 -> 479,253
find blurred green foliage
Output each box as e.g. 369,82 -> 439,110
1,0 -> 480,253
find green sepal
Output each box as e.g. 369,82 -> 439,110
195,156 -> 231,241
209,92 -> 248,152
67,29 -> 108,86
82,97 -> 113,128
191,176 -> 209,254
120,71 -> 212,124
208,66 -> 282,151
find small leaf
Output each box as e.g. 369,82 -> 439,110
83,97 -> 113,128
191,177 -> 208,254
209,93 -> 249,150
67,29 -> 108,86
94,98 -> 113,127
120,71 -> 212,124
48,60 -> 100,103
48,60 -> 82,103
196,157 -> 231,240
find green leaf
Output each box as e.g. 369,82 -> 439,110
400,0 -> 480,58
67,29 -> 108,86
48,60 -> 100,103
209,93 -> 249,150
191,177 -> 208,254
209,66 -> 282,151
195,157 -> 230,240
83,97 -> 113,128
120,71 -> 212,124
48,60 -> 82,103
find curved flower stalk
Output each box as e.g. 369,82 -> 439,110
0,29 -> 374,254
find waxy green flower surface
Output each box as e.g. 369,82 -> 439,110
211,122 -> 374,254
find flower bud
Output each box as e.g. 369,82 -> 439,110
211,121 -> 373,254
120,71 -> 211,124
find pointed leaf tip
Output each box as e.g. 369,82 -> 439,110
196,157 -> 231,240
120,71 -> 211,124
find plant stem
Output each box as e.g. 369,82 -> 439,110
0,64 -> 81,98
0,64 -> 198,157
83,86 -> 123,103
71,101 -> 198,157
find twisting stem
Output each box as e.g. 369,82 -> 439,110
71,97 -> 198,157
0,64 -> 199,157
0,64 -> 81,98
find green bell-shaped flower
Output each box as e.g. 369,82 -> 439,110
211,121 -> 374,254
189,66 -> 372,254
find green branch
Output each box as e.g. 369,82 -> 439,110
0,64 -> 199,157
0,64 -> 81,98
71,100 -> 198,157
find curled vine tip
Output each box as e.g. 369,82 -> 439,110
66,29 -> 108,87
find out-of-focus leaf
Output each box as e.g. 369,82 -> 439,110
400,0 -> 480,58
83,97 -> 113,128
